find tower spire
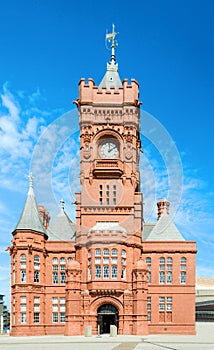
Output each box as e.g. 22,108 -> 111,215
106,23 -> 119,64
99,24 -> 121,90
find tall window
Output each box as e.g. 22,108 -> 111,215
60,257 -> 66,284
113,185 -> 116,205
52,297 -> 66,323
95,265 -> 101,278
33,256 -> 40,283
159,296 -> 173,322
146,257 -> 151,284
20,296 -> 26,323
180,257 -> 186,284
99,185 -> 103,205
106,185 -> 110,205
147,297 -> 151,322
112,265 -> 117,278
52,257 -> 58,284
103,265 -> 109,278
20,254 -> 26,283
34,297 -> 40,323
159,257 -> 173,284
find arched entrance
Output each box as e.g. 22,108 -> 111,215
97,304 -> 118,334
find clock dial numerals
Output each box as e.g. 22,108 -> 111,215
100,142 -> 119,159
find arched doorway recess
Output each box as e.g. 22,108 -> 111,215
97,304 -> 118,334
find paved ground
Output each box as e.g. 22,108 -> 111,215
0,323 -> 213,350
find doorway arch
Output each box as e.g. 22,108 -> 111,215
97,304 -> 118,334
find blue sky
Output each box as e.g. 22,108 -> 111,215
0,0 -> 214,307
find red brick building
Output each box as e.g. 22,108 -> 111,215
9,31 -> 197,336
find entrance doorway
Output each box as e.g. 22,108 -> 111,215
97,304 -> 118,334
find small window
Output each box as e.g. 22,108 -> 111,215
95,249 -> 101,256
103,249 -> 109,256
52,257 -> 58,264
160,257 -> 165,264
34,271 -> 40,283
60,313 -> 66,322
52,313 -> 58,323
112,265 -> 118,278
112,249 -> 118,256
60,257 -> 66,264
53,272 -> 58,284
95,265 -> 101,278
103,265 -> 109,278
34,255 -> 40,262
34,313 -> 40,323
20,254 -> 26,261
21,313 -> 26,323
60,272 -> 66,284
20,270 -> 26,283
122,250 -> 126,257
20,296 -> 26,303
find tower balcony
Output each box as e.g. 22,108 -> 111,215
92,159 -> 123,178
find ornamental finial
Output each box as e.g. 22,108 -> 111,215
106,24 -> 119,63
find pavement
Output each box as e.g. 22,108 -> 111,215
0,322 -> 213,350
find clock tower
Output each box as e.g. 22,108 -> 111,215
66,25 -> 148,335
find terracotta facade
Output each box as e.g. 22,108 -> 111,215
9,55 -> 197,336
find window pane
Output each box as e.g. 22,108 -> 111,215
95,258 -> 101,264
21,313 -> 26,323
103,249 -> 109,256
121,267 -> 126,279
34,313 -> 40,323
20,270 -> 26,282
103,258 -> 109,264
52,257 -> 58,264
160,257 -> 165,264
166,304 -> 172,311
181,257 -> 186,264
95,249 -> 101,256
181,271 -> 186,284
20,304 -> 26,311
34,271 -> 40,283
159,297 -> 165,302
53,272 -> 58,284
95,265 -> 101,278
20,296 -> 26,303
167,257 -> 172,263
60,298 -> 66,304
60,272 -> 66,284
112,265 -> 117,278
112,249 -> 118,256
159,272 -> 165,284
111,258 -> 117,264
34,297 -> 40,303
146,257 -> 151,264
34,255 -> 40,262
103,265 -> 109,278
20,254 -> 26,261
122,250 -> 126,257
60,257 -> 66,264
52,312 -> 58,323
167,272 -> 172,284
60,312 -> 66,322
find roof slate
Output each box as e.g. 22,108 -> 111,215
145,210 -> 185,241
47,209 -> 76,241
15,186 -> 46,234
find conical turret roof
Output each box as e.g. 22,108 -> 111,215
15,174 -> 46,234
146,209 -> 185,241
47,199 -> 76,241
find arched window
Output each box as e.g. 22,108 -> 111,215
112,249 -> 118,256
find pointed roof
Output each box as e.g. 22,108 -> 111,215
145,209 -> 185,241
47,200 -> 76,241
99,61 -> 122,91
99,24 -> 122,90
15,174 -> 46,234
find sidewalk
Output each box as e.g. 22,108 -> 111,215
0,323 -> 213,350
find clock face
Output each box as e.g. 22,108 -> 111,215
100,141 -> 119,159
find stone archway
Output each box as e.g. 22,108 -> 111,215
97,304 -> 118,334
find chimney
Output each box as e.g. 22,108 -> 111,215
157,199 -> 170,220
38,205 -> 51,229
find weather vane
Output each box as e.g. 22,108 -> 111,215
105,24 -> 119,63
